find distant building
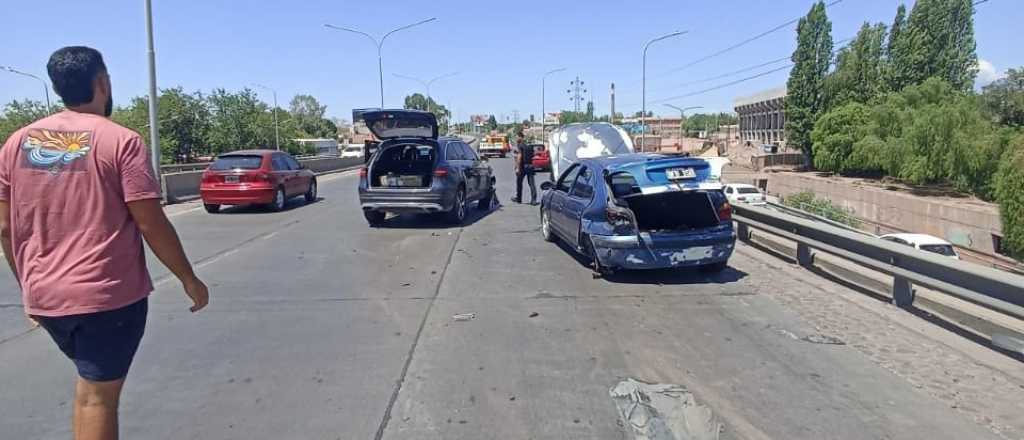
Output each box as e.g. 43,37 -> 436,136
734,87 -> 787,145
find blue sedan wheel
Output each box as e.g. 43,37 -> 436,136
540,210 -> 556,242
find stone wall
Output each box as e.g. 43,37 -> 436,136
763,172 -> 1003,254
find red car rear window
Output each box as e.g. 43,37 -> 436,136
211,155 -> 264,170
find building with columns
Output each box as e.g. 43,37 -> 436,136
734,87 -> 787,146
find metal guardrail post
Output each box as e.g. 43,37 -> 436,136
892,275 -> 914,307
797,243 -> 813,267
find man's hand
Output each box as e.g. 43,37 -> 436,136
24,313 -> 38,328
182,276 -> 209,312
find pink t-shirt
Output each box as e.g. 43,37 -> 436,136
0,111 -> 162,316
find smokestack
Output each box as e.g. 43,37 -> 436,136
610,82 -> 616,124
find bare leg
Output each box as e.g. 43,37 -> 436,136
74,377 -> 126,440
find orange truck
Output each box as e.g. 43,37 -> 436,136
478,134 -> 511,158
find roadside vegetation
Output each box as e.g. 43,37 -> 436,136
786,0 -> 1024,258
782,190 -> 861,228
0,88 -> 339,162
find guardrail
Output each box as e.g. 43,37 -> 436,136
160,154 -> 324,174
732,204 -> 1024,321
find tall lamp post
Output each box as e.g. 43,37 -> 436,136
663,104 -> 702,147
1,66 -> 51,113
325,18 -> 437,109
641,30 -> 687,152
144,0 -> 162,196
255,84 -> 280,150
541,67 -> 566,143
392,71 -> 459,112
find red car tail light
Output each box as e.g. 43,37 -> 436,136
433,168 -> 449,178
201,173 -> 216,184
718,201 -> 733,222
359,167 -> 368,178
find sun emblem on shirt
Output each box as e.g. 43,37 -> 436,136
22,129 -> 93,171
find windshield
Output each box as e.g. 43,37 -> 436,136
209,155 -> 263,170
4,3 -> 1021,440
920,244 -> 957,257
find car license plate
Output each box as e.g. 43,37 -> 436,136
224,175 -> 240,183
665,167 -> 696,180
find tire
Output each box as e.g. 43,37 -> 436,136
304,179 -> 318,203
269,187 -> 286,212
447,187 -> 467,224
699,261 -> 728,273
204,203 -> 221,214
363,210 -> 385,226
540,210 -> 556,242
477,188 -> 493,211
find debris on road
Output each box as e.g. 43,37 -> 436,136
610,378 -> 721,440
801,334 -> 845,345
401,282 -> 412,287
453,313 -> 476,322
529,312 -> 539,318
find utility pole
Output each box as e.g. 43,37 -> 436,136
663,104 -> 702,150
610,82 -> 616,124
567,76 -> 586,113
541,68 -> 565,143
255,84 -> 280,150
1,66 -> 52,113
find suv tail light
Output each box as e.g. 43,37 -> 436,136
359,167 -> 368,178
606,205 -> 635,227
718,201 -> 733,222
433,168 -> 449,178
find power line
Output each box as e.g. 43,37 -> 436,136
638,0 -> 846,85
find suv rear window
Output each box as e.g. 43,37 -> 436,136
920,244 -> 957,256
211,155 -> 264,170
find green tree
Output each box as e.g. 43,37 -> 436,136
994,136 -> 1024,258
108,89 -> 212,163
886,4 -> 908,91
206,88 -> 268,154
289,94 -> 335,138
893,0 -> 977,92
0,100 -> 54,142
785,0 -> 833,164
486,115 -> 497,131
810,102 -> 872,172
981,67 -> 1024,127
826,22 -> 888,108
402,93 -> 450,134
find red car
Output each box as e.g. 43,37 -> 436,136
530,144 -> 550,171
199,150 -> 317,213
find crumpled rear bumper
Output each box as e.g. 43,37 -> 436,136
590,230 -> 735,270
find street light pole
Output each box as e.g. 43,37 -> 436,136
663,104 -> 702,148
541,68 -> 566,143
144,0 -> 162,189
641,30 -> 687,152
255,84 -> 280,150
325,18 -> 437,109
1,66 -> 51,113
393,71 -> 459,112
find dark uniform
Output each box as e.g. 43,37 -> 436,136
512,140 -> 537,204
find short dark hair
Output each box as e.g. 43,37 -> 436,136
47,46 -> 107,107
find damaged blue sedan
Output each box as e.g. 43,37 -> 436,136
539,154 -> 735,274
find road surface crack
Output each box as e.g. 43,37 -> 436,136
373,227 -> 463,440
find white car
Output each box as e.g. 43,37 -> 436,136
879,233 -> 961,260
723,183 -> 766,205
341,144 -> 364,159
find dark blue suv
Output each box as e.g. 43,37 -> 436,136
539,153 -> 735,274
358,110 -> 495,226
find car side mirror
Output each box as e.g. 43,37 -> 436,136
540,181 -> 553,191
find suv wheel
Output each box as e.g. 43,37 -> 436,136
447,188 -> 467,224
364,210 -> 385,226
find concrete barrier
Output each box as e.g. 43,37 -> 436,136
163,156 -> 364,203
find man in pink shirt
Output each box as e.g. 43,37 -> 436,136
0,46 -> 209,440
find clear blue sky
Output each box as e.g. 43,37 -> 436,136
2,0 -> 1019,122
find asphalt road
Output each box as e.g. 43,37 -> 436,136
0,158 -> 1020,439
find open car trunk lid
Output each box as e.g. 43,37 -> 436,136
363,109 -> 438,140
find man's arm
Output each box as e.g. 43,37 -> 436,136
0,201 -> 18,282
127,199 -> 208,312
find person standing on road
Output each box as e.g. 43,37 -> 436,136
511,128 -> 537,204
0,46 -> 209,440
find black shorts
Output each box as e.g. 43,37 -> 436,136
35,298 -> 148,382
